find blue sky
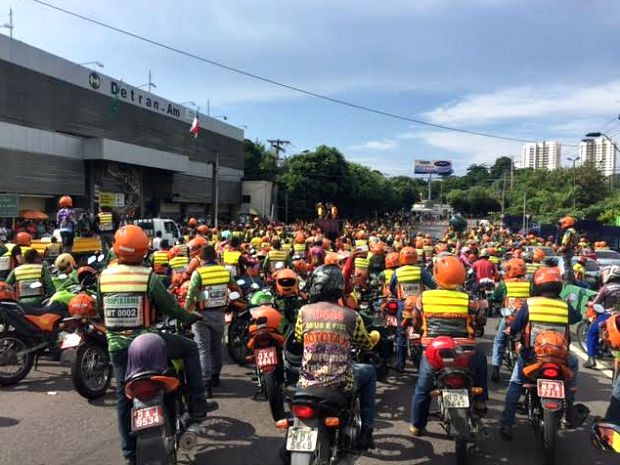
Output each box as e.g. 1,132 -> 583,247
5,0 -> 620,175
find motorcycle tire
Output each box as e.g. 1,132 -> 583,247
136,426 -> 175,465
0,333 -> 34,386
455,438 -> 468,465
575,320 -> 590,354
227,319 -> 249,366
264,369 -> 286,421
290,427 -> 330,465
542,408 -> 559,465
72,342 -> 112,400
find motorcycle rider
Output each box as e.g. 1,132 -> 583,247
43,236 -> 61,266
95,206 -> 118,254
56,195 -> 78,253
99,225 -> 207,465
557,216 -> 578,283
490,258 -> 531,382
185,244 -> 236,398
601,314 -> 620,423
471,248 -> 497,284
410,254 -> 488,436
295,264 -> 380,449
263,239 -> 292,277
584,265 -> 620,369
500,267 -> 582,439
572,254 -> 590,289
53,253 -> 78,289
6,249 -> 55,305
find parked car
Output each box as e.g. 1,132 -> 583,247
523,245 -> 557,257
594,249 -> 620,268
558,257 -> 602,289
134,218 -> 182,246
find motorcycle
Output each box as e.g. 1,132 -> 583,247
426,336 -> 489,465
477,278 -> 497,317
575,303 -> 614,359
499,307 -> 520,372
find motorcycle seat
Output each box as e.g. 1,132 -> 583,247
21,302 -> 67,317
294,385 -> 352,409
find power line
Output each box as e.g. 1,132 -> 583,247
29,0 -> 547,145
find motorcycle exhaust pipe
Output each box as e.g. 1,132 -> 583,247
179,430 -> 198,451
17,342 -> 48,356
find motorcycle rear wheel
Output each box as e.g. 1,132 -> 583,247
72,342 -> 111,399
542,408 -> 559,465
264,369 -> 286,421
0,333 -> 34,386
227,319 -> 249,366
575,320 -> 589,354
455,438 -> 468,465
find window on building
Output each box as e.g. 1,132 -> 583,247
242,195 -> 251,203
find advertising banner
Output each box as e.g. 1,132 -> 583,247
414,160 -> 453,175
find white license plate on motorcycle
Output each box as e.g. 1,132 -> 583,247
255,346 -> 278,369
131,405 -> 164,431
442,389 -> 470,408
537,379 -> 565,399
60,333 -> 82,349
286,426 -> 318,452
386,315 -> 398,327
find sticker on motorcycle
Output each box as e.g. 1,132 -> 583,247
286,426 -> 318,452
60,332 -> 82,349
131,405 -> 164,431
442,389 -> 470,408
255,346 -> 278,369
537,379 -> 565,399
385,315 -> 398,327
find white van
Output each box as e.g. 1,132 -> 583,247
134,218 -> 182,246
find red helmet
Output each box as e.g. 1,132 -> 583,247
68,293 -> 98,318
424,336 -> 469,370
0,282 -> 17,301
15,232 -> 32,246
188,236 -> 208,258
59,195 -> 73,208
532,267 -> 563,296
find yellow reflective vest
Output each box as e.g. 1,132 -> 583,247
197,265 -> 231,309
98,212 -> 114,232
395,265 -> 423,298
169,256 -> 189,272
14,263 -> 44,298
421,289 -> 473,344
505,280 -> 531,298
223,250 -> 241,266
354,257 -> 369,270
100,265 -> 151,330
526,296 -> 569,346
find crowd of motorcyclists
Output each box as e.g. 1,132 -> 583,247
1,194 -> 620,464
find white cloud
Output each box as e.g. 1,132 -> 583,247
347,139 -> 398,151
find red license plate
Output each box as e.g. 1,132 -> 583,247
131,405 -> 164,431
255,346 -> 278,369
537,379 -> 565,399
386,315 -> 398,327
406,326 -> 420,340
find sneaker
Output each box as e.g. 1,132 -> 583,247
490,366 -> 500,383
583,357 -> 597,369
499,424 -> 513,440
409,425 -> 425,437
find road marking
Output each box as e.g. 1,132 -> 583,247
570,342 -> 614,379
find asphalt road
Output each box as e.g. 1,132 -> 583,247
0,317 -> 617,465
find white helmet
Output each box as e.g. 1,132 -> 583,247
603,265 -> 620,284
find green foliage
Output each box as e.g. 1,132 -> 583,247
243,139 -> 278,181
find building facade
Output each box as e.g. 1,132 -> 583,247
579,137 -> 616,177
0,35 -> 244,220
521,141 -> 561,171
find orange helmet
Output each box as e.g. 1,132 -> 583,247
533,248 -> 546,263
532,267 -> 562,296
248,306 -> 283,336
293,258 -> 310,276
68,293 -> 98,318
294,231 -> 306,244
604,314 -> 620,349
435,243 -> 448,254
0,282 -> 17,301
188,217 -> 198,228
385,252 -> 400,269
559,216 -> 575,229
15,232 -> 32,246
415,239 -> 424,249
113,225 -> 150,264
370,242 -> 385,255
433,255 -> 466,289
58,195 -> 73,208
187,236 -> 207,258
324,252 -> 340,266
504,258 -> 526,279
534,330 -> 568,363
399,247 -> 418,266
355,231 -> 367,240
197,224 -> 209,235
512,249 -> 522,259
168,245 -> 183,260
275,268 -> 299,297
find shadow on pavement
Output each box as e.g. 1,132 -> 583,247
0,416 -> 19,427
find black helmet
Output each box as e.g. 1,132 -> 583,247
449,215 -> 468,233
307,264 -> 344,303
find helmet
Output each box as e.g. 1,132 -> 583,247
0,282 -> 17,301
307,265 -> 345,303
77,266 -> 98,286
275,268 -> 299,297
604,314 -> 620,349
58,195 -> 73,208
353,268 -> 369,288
424,336 -> 469,370
448,215 -> 468,233
355,231 -> 367,240
479,248 -> 489,258
532,267 -> 563,297
293,258 -> 310,276
559,216 -> 575,229
250,290 -> 274,307
68,293 -> 97,318
187,236 -> 208,258
533,330 -> 568,363
54,253 -> 76,273
603,265 -> 620,284
521,251 -> 533,263
399,247 -> 418,266
167,246 -> 183,260
248,306 -> 283,336
433,255 -> 466,289
15,232 -> 32,246
188,217 -> 198,228
504,258 -> 526,279
113,225 -> 150,264
370,242 -> 385,255
197,224 -> 209,235
533,248 -> 546,263
324,252 -> 340,266
385,252 -> 400,269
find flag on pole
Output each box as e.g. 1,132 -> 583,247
189,108 -> 200,138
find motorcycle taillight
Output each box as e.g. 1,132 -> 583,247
541,363 -> 560,379
125,379 -> 161,401
292,404 -> 317,419
443,373 -> 467,389
386,301 -> 398,315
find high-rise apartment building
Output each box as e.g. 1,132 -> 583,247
521,141 -> 561,170
579,137 -> 616,176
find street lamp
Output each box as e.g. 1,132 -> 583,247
567,156 -> 580,212
79,61 -> 104,68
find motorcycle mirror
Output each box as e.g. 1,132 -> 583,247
275,262 -> 285,270
98,254 -> 105,262
593,303 -> 606,314
87,255 -> 97,265
29,282 -> 43,289
236,279 -> 246,286
229,291 -> 241,301
57,273 -> 68,280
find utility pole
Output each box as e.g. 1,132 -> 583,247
210,152 -> 220,226
2,7 -> 14,38
510,155 -> 514,190
501,175 -> 506,216
147,69 -> 155,93
267,139 -> 290,221
522,191 -> 526,233
427,173 -> 432,203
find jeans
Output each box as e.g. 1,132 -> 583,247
411,347 -> 488,428
563,253 -> 574,283
60,231 -> 75,253
501,352 -> 578,426
586,313 -> 611,357
606,373 -> 620,423
110,332 -> 207,461
353,363 -> 376,429
100,232 -> 114,255
394,302 -> 407,371
492,317 -> 508,367
193,310 -> 225,385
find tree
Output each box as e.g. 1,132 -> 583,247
243,139 -> 278,181
490,156 -> 513,179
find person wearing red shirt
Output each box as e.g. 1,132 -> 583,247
472,249 -> 497,282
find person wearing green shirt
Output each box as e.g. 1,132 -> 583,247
6,249 -> 55,306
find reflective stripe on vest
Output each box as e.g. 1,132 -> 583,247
198,265 -> 231,287
14,263 -> 44,297
355,240 -> 368,248
421,289 -> 472,342
153,251 -> 169,265
422,289 -> 469,315
293,244 -> 306,253
505,280 -> 531,298
169,256 -> 189,271
396,265 -> 423,297
178,244 -> 189,257
384,269 -> 394,284
100,265 -> 151,293
354,257 -> 369,270
489,256 -> 500,265
526,263 -> 543,274
98,212 -> 114,231
527,297 -> 569,325
268,250 -> 288,262
100,265 -> 151,330
282,243 -> 292,252
223,250 -> 241,266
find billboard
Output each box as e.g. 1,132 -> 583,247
414,160 -> 453,176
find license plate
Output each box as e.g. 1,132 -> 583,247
442,389 -> 470,408
131,405 -> 164,431
255,346 -> 278,369
60,333 -> 82,349
386,315 -> 398,327
537,379 -> 565,399
286,426 -> 318,452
